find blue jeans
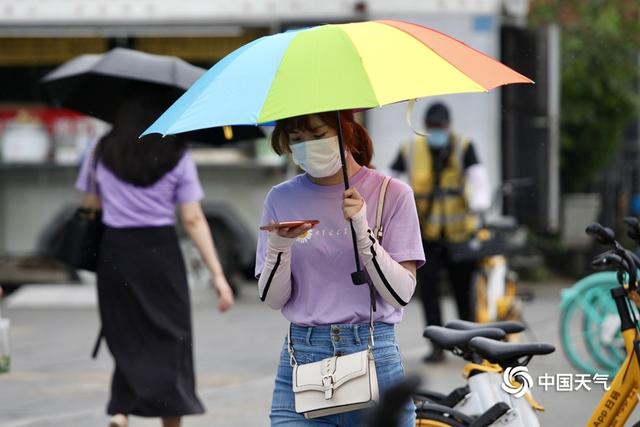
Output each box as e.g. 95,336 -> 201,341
270,322 -> 416,426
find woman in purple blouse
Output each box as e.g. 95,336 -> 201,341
256,111 -> 425,426
76,94 -> 234,427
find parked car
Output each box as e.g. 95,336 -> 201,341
0,202 -> 257,296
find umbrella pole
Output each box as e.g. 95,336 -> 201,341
336,111 -> 369,286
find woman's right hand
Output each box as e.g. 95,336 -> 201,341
213,275 -> 235,313
275,222 -> 315,239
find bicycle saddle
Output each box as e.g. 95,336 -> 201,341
469,336 -> 555,367
423,326 -> 505,352
445,320 -> 525,334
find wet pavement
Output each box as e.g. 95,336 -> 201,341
1,279 -> 637,426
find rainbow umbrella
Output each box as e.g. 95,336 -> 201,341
143,20 -> 531,136
143,19 -> 532,285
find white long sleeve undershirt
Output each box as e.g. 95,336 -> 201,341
351,204 -> 417,309
465,164 -> 491,213
257,233 -> 294,309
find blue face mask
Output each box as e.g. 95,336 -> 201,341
427,129 -> 449,148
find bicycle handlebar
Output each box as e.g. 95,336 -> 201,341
624,217 -> 640,245
585,223 -> 616,246
591,252 -> 632,273
587,222 -> 638,290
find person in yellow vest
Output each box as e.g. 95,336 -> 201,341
391,102 -> 491,363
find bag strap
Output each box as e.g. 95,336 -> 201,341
373,176 -> 391,242
287,176 -> 394,367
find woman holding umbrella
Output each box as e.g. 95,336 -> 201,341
256,110 -> 425,426
76,94 -> 234,427
139,18 -> 532,426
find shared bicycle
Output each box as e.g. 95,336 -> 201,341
468,178 -> 534,329
411,219 -> 640,426
560,217 -> 640,376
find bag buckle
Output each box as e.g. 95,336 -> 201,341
376,227 -> 383,241
322,374 -> 335,399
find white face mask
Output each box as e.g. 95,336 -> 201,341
290,136 -> 343,178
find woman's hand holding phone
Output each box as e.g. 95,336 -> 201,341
277,222 -> 314,239
260,220 -> 319,238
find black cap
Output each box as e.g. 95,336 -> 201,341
424,102 -> 450,128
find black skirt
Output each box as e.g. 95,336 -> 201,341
97,225 -> 205,417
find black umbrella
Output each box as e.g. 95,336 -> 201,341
41,47 -> 263,143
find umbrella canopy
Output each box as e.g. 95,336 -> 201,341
41,47 -> 264,142
143,19 -> 532,137
141,20 -> 533,286
42,47 -> 203,123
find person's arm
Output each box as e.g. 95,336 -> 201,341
343,188 -> 417,309
466,164 -> 491,212
463,143 -> 491,213
179,201 -> 234,312
257,231 -> 294,309
76,139 -> 101,208
81,193 -> 101,209
257,223 -> 313,309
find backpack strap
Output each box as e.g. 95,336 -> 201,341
374,176 -> 392,241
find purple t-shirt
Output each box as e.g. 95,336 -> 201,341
75,142 -> 204,228
255,167 -> 425,326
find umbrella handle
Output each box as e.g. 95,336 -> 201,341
336,111 -> 369,286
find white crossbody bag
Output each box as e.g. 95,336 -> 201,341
290,176 -> 391,419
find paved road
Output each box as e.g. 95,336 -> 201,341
0,280 -> 636,426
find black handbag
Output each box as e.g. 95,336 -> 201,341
55,154 -> 103,272
56,207 -> 103,271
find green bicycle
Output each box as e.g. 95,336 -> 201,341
560,217 -> 640,376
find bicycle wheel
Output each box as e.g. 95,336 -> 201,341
581,285 -> 626,371
560,272 -> 628,376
